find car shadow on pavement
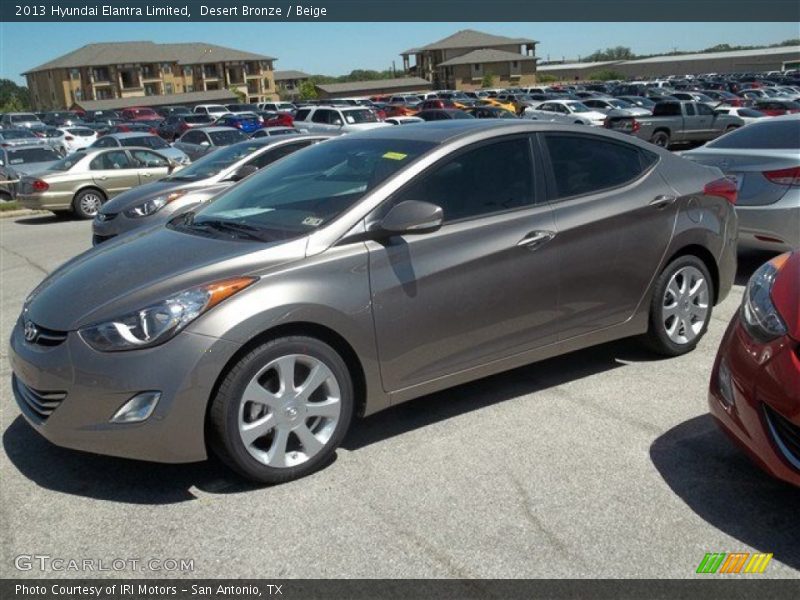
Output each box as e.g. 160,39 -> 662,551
4,338 -> 649,502
13,215 -> 65,226
735,249 -> 780,286
344,338 -> 653,450
2,417 -> 264,503
650,414 -> 800,571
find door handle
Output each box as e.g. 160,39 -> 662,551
517,230 -> 556,250
97,176 -> 108,181
142,172 -> 151,177
650,194 -> 676,209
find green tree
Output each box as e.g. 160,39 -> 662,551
298,80 -> 318,100
226,85 -> 246,102
536,74 -> 558,83
0,79 -> 30,111
586,69 -> 626,81
481,72 -> 496,88
585,46 -> 635,62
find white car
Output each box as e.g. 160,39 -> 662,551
193,104 -> 230,117
258,101 -> 296,113
293,106 -> 391,134
56,126 -> 98,154
523,100 -> 608,126
713,107 -> 770,125
581,97 -> 652,117
385,116 -> 425,125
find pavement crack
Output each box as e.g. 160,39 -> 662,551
508,472 -> 578,562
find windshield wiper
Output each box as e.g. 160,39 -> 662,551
192,218 -> 270,242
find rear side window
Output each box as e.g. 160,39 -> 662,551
707,120 -> 800,149
295,109 -> 312,121
90,150 -> 133,170
392,137 -> 535,223
543,134 -> 654,200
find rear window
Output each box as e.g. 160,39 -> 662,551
10,114 -> 39,122
183,115 -> 213,124
707,120 -> 800,149
342,109 -> 378,124
120,136 -> 169,149
209,130 -> 248,145
652,103 -> 681,117
5,147 -> 61,164
67,128 -> 95,136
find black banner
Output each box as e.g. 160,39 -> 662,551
4,579 -> 800,600
2,0 -> 799,22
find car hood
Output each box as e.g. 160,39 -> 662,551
99,178 -> 213,213
25,227 -> 308,331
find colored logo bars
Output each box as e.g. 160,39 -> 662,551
696,552 -> 773,574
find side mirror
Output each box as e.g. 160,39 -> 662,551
332,119 -> 344,127
229,164 -> 258,182
375,200 -> 443,236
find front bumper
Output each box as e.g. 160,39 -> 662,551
709,316 -> 800,487
9,318 -> 241,463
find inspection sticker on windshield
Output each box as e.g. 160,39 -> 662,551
302,216 -> 324,227
382,152 -> 407,161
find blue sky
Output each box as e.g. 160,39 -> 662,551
0,22 -> 797,84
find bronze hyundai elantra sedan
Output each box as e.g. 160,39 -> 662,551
10,121 -> 737,483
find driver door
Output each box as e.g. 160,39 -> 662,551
129,149 -> 171,184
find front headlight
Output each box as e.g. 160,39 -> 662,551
124,189 -> 188,218
740,254 -> 789,343
79,277 -> 256,351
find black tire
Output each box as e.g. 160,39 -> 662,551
0,191 -> 12,203
209,336 -> 354,484
644,255 -> 715,357
650,130 -> 671,148
72,188 -> 106,219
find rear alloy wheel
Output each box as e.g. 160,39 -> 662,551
645,256 -> 714,356
650,131 -> 671,148
72,189 -> 105,219
210,336 -> 354,484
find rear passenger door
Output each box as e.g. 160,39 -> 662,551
89,150 -> 142,197
366,135 -> 560,392
538,133 -> 678,339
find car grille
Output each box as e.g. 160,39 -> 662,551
13,375 -> 67,422
763,404 -> 800,471
21,318 -> 68,347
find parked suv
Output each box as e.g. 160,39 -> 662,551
10,121 -> 737,484
293,105 -> 390,134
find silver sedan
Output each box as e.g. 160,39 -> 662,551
683,114 -> 800,252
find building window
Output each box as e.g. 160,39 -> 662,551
165,83 -> 173,94
186,84 -> 194,93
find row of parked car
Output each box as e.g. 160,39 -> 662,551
8,115 -> 799,487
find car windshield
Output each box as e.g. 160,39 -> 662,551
707,120 -> 800,149
1,130 -> 37,140
11,114 -> 39,122
342,109 -> 378,124
47,154 -> 84,171
171,138 -> 436,242
209,130 -> 248,145
5,147 -> 61,164
120,136 -> 169,149
166,142 -> 264,181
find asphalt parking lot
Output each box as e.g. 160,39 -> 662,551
0,214 -> 798,579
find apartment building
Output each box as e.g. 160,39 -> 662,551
23,41 -> 278,110
401,29 -> 538,90
274,70 -> 312,99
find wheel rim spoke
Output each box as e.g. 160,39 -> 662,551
243,378 -> 281,408
294,424 -> 324,456
273,355 -> 296,394
266,427 -> 290,468
240,414 -> 275,446
306,398 -> 340,419
296,363 -> 332,402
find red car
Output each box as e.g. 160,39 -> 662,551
709,251 -> 800,487
119,107 -> 163,121
751,100 -> 800,117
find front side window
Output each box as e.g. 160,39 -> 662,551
173,138 -> 436,242
249,141 -> 314,169
543,134 -> 653,200
90,150 -> 133,170
130,150 -> 169,168
391,137 -> 535,223
209,130 -> 247,145
182,131 -> 205,144
92,137 -> 118,148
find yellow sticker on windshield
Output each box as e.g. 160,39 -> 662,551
382,152 -> 407,160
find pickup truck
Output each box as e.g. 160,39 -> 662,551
630,101 -> 744,147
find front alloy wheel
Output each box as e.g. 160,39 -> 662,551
210,336 -> 354,484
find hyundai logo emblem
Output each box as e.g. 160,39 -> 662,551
23,320 -> 39,343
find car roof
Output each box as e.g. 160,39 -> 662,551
106,132 -> 159,139
196,126 -> 239,133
